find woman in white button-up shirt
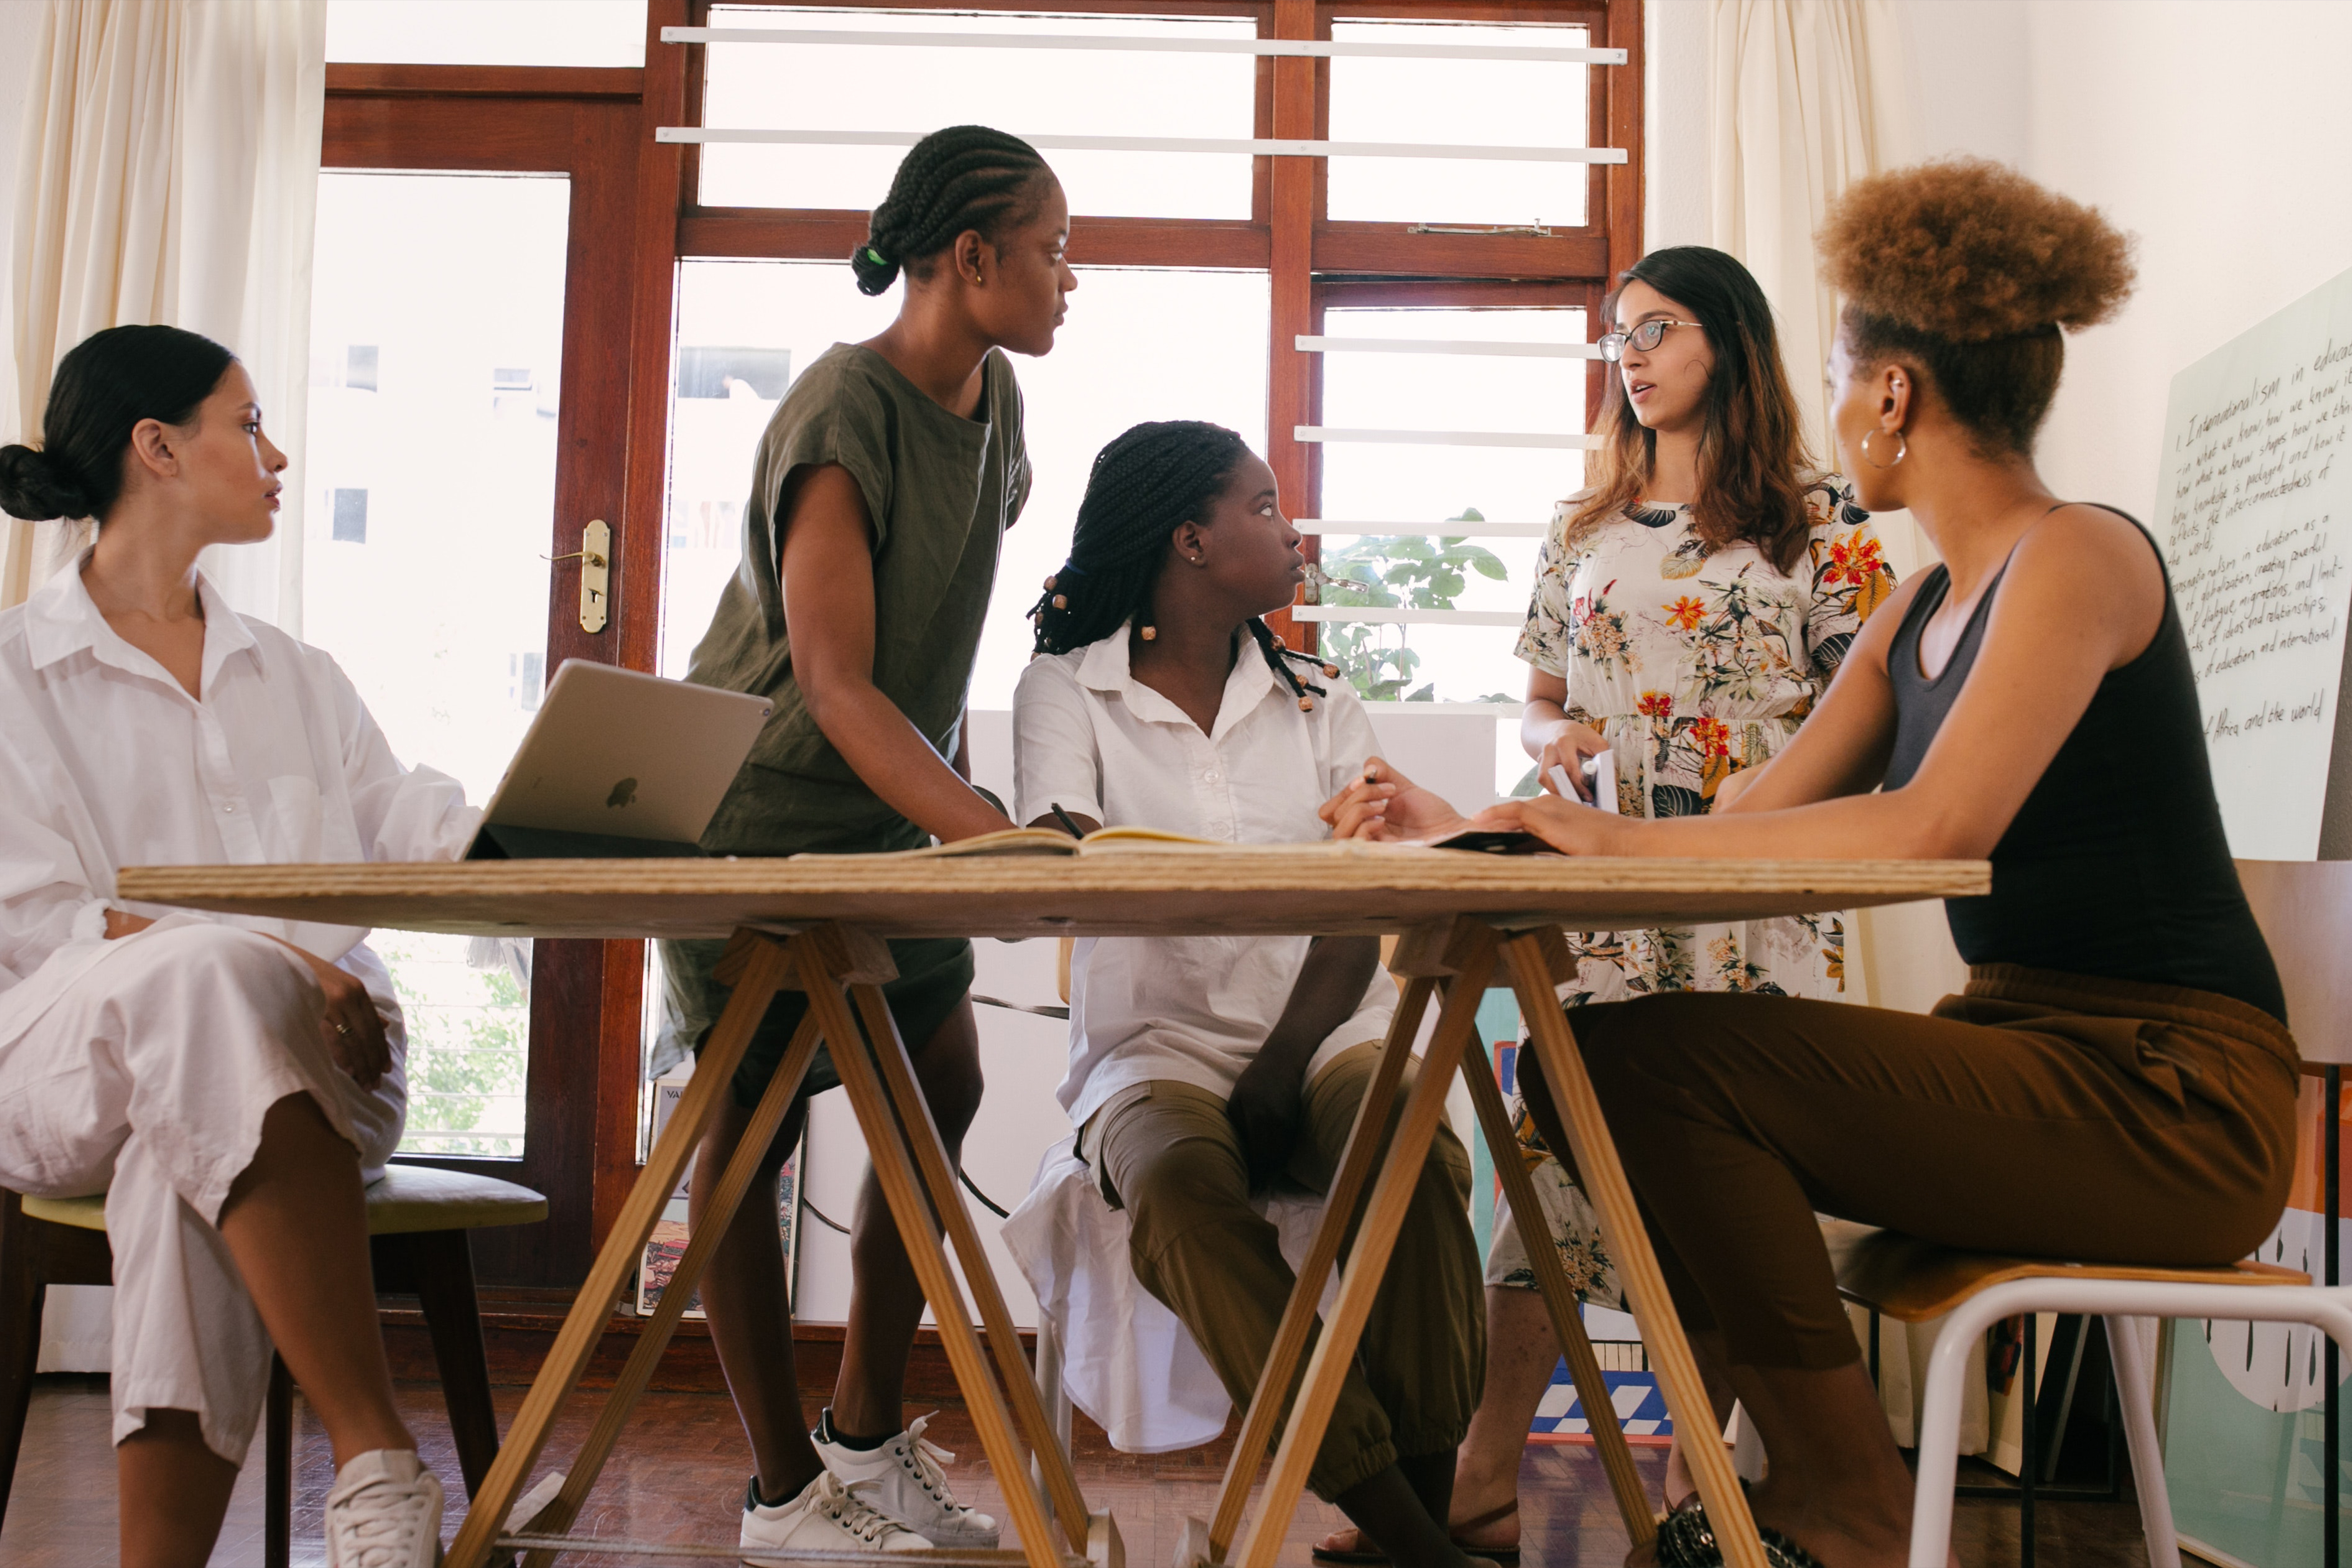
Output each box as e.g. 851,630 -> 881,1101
1012,422 -> 1483,1568
0,327 -> 476,1568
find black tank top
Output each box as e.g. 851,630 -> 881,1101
1882,508 -> 2285,1022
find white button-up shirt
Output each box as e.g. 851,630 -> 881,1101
0,557 -> 481,1052
1013,627 -> 1395,1128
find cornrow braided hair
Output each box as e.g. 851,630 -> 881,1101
1030,421 -> 1333,710
851,125 -> 1053,296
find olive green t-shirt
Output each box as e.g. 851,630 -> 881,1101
687,342 -> 1029,855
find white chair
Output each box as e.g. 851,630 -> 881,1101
1845,857 -> 2352,1568
1836,1233 -> 2340,1568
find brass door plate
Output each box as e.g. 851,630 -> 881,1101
580,519 -> 610,633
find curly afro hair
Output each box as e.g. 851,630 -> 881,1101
1817,158 -> 2136,453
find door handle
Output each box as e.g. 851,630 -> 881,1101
546,520 -> 611,633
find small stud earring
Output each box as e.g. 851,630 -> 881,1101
1140,625 -> 1158,641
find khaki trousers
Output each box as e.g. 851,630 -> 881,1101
1534,964 -> 2301,1371
1083,1044 -> 1484,1498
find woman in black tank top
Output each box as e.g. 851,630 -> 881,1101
1326,163 -> 2298,1568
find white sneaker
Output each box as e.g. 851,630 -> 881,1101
813,1412 -> 1000,1549
740,1470 -> 936,1563
324,1449 -> 444,1568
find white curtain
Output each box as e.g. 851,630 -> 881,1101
2,0 -> 325,631
1,0 -> 324,1374
1708,0 -> 1910,463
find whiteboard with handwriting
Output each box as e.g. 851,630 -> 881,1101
2159,263 -> 2352,859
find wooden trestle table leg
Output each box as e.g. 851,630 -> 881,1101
1227,921 -> 1501,1568
795,936 -> 1090,1568
1453,1028 -> 1655,1545
843,980 -> 1111,1563
1501,927 -> 1767,1568
514,946 -> 841,1568
1192,968 -> 1442,1567
444,928 -> 803,1568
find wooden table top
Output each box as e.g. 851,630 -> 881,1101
116,844 -> 1988,941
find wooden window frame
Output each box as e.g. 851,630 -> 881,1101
321,0 -> 1639,1283
649,0 -> 1644,650
320,67 -> 650,1286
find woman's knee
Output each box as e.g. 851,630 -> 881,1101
908,1009 -> 985,1140
1423,1124 -> 1474,1206
1115,1134 -> 1250,1252
1528,994 -> 1718,1098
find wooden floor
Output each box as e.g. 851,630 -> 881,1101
1,1374 -> 2157,1567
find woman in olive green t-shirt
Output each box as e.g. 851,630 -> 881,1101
661,125 -> 1076,1556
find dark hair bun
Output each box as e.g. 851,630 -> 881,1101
1818,157 -> 2136,342
850,242 -> 900,297
858,125 -> 1050,295
0,444 -> 93,523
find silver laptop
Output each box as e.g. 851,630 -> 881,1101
468,660 -> 773,859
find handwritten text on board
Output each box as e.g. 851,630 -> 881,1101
2159,267 -> 2352,858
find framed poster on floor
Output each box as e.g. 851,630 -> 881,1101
2162,1073 -> 2348,1567
636,1073 -> 806,1320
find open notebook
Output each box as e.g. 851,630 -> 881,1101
802,824 -> 1572,859
802,825 -> 1220,859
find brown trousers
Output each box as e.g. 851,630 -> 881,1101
1523,964 -> 2300,1371
1083,1044 -> 1485,1498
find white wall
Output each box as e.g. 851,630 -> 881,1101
1902,0 -> 2352,528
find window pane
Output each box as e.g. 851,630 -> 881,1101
1313,306 -> 1585,703
1326,21 -> 1591,227
660,262 -> 1270,713
305,172 -> 567,1156
327,0 -> 645,66
698,7 -> 1255,218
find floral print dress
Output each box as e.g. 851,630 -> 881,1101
1489,473 -> 1897,1303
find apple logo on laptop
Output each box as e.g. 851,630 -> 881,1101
607,777 -> 638,809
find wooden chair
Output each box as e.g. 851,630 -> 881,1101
0,1162 -> 546,1568
1836,858 -> 2352,1568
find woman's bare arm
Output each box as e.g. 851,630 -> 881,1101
1709,572 -> 1921,816
1480,507 -> 2165,860
780,464 -> 1014,844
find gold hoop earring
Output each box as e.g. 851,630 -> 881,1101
1861,428 -> 1908,469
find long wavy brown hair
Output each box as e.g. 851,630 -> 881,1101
1566,246 -> 1815,574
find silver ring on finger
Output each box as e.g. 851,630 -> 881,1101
335,1022 -> 352,1037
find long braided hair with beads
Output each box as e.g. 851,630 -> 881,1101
1030,421 -> 1334,711
850,126 -> 1053,296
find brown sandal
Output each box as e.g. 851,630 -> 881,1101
1451,1501 -> 1521,1565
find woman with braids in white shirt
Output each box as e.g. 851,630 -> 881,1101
1013,421 -> 1483,1568
0,325 -> 480,1568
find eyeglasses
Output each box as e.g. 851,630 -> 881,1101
1597,319 -> 1703,362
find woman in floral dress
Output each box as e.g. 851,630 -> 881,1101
1315,248 -> 1897,1563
